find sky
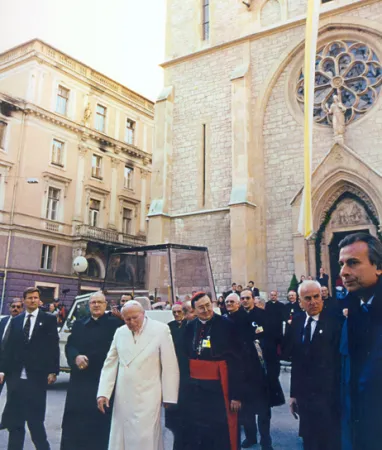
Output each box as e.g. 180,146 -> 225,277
0,0 -> 167,101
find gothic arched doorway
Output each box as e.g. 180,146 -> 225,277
315,192 -> 380,294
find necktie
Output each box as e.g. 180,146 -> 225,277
361,302 -> 371,313
303,317 -> 314,344
23,314 -> 32,342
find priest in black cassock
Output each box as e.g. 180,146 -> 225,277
184,292 -> 243,450
60,292 -> 123,450
166,303 -> 188,450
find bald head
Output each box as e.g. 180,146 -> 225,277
122,300 -> 145,332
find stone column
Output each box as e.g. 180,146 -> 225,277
108,158 -> 120,229
229,55 -> 267,290
73,143 -> 88,223
140,169 -> 148,234
147,86 -> 174,244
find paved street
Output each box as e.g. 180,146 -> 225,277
0,370 -> 302,449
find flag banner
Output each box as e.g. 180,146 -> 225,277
298,0 -> 321,239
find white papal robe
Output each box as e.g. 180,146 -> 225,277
97,317 -> 179,450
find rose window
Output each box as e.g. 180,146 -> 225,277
296,40 -> 382,125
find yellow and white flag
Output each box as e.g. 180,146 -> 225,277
298,0 -> 321,239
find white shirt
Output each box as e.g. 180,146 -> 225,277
360,295 -> 374,307
304,312 -> 320,341
21,309 -> 39,379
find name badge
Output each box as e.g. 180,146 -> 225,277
202,338 -> 211,348
256,326 -> 264,333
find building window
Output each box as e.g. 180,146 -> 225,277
92,154 -> 103,179
46,187 -> 60,221
296,40 -> 382,125
96,104 -> 106,132
56,85 -> 69,115
124,166 -> 134,189
202,0 -> 210,41
0,121 -> 7,149
51,139 -> 64,167
122,208 -> 132,234
125,119 -> 135,145
89,199 -> 101,227
86,258 -> 100,277
40,244 -> 54,270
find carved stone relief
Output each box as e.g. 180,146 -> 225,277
329,198 -> 371,228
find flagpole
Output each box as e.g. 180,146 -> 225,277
301,0 -> 321,239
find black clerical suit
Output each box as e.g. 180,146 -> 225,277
184,314 -> 243,450
264,301 -> 286,407
60,313 -> 123,450
290,311 -> 341,450
226,308 -> 273,448
166,320 -> 188,450
0,310 -> 59,450
344,278 -> 382,450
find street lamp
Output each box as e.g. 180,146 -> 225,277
73,256 -> 88,296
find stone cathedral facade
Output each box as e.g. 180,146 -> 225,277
148,0 -> 382,296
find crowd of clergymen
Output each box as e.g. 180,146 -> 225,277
0,231 -> 380,450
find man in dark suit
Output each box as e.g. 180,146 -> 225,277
248,281 -> 260,297
290,280 -> 341,450
166,303 -> 188,450
264,291 -> 286,407
0,299 -> 24,398
60,291 -> 123,450
338,232 -> 382,450
0,287 -> 59,450
317,267 -> 329,288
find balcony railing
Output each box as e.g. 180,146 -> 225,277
75,224 -> 146,246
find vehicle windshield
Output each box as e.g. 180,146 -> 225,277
103,245 -> 216,303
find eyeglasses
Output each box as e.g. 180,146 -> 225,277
10,305 -> 22,309
241,297 -> 252,300
89,301 -> 106,305
225,301 -> 236,304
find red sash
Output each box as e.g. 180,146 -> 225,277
189,359 -> 238,450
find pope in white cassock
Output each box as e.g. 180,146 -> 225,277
97,300 -> 179,450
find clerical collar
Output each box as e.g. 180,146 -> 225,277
198,314 -> 214,325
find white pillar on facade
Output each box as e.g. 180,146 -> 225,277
140,169 -> 148,233
73,143 -> 88,222
108,158 -> 120,229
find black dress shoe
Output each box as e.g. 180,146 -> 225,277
241,438 -> 257,448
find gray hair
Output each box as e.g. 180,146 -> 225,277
255,297 -> 266,307
298,280 -> 322,297
225,293 -> 240,304
121,300 -> 145,313
90,291 -> 106,302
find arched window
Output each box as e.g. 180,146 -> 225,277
86,258 -> 100,278
296,40 -> 382,125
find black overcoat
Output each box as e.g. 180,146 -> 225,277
290,311 -> 341,448
60,313 -> 123,450
226,308 -> 270,413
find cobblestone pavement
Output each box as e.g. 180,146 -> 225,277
0,370 -> 302,449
